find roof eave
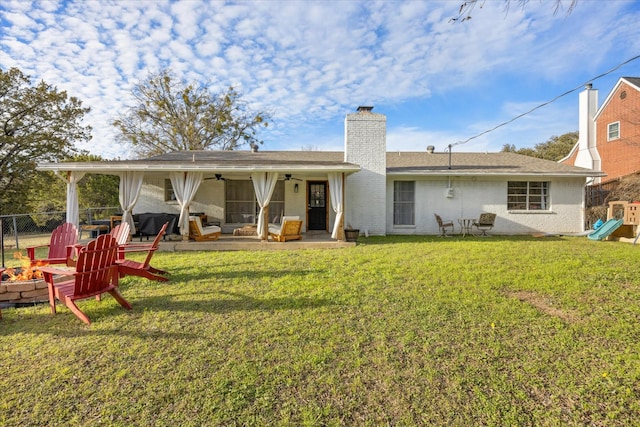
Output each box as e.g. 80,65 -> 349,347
36,162 -> 361,174
387,170 -> 606,178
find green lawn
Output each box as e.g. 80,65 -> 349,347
1,236 -> 639,426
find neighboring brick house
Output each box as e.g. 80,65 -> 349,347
561,77 -> 640,187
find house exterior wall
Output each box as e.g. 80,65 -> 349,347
135,176 -> 225,224
386,175 -> 586,235
344,108 -> 387,235
594,81 -> 640,183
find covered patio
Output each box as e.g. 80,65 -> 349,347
37,150 -> 361,244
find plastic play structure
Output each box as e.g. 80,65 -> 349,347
588,219 -> 623,241
588,201 -> 640,243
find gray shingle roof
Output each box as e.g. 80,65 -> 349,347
623,77 -> 640,89
145,150 -> 347,166
386,151 -> 602,177
38,149 -> 603,177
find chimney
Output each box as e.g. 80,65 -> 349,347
344,106 -> 387,236
574,83 -> 601,173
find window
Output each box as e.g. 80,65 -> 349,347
164,179 -> 176,202
607,122 -> 620,141
393,181 -> 415,225
225,180 -> 284,223
508,181 -> 549,210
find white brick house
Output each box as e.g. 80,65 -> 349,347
38,107 -> 603,238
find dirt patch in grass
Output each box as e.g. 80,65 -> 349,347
508,290 -> 580,323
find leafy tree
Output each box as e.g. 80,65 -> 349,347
29,153 -> 120,214
0,67 -> 91,214
113,69 -> 271,158
502,131 -> 578,161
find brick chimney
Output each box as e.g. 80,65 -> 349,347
344,106 -> 387,236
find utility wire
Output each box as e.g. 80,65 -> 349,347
450,54 -> 640,148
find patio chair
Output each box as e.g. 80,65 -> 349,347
38,234 -> 131,325
26,222 -> 78,266
434,214 -> 454,237
116,222 -> 169,282
268,216 -> 303,242
473,213 -> 497,236
110,222 -> 131,245
188,216 -> 221,241
67,222 -> 133,266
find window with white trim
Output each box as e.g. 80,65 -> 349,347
507,181 -> 549,210
393,181 -> 415,225
607,122 -> 620,141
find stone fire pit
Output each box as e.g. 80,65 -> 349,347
0,268 -> 70,306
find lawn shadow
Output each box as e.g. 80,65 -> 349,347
138,289 -> 336,315
155,265 -> 326,283
0,289 -> 336,339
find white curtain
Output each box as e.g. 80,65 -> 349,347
60,171 -> 86,230
251,172 -> 279,240
170,171 -> 203,236
118,171 -> 144,235
328,172 -> 344,240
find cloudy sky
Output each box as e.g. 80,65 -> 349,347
1,0 -> 639,159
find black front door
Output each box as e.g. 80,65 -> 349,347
307,181 -> 327,231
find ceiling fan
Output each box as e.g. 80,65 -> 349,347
283,174 -> 302,181
204,173 -> 226,181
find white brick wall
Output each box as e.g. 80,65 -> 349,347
344,108 -> 387,235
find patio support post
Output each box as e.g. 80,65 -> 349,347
340,173 -> 345,240
170,171 -> 203,240
251,172 -> 278,241
329,172 -> 345,241
59,171 -> 86,232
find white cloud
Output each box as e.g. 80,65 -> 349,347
1,0 -> 638,159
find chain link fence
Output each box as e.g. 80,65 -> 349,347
1,207 -> 119,266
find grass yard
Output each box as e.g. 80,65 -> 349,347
1,236 -> 639,426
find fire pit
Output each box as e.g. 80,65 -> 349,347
0,254 -> 70,307
0,267 -> 50,306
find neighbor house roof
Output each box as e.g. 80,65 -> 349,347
38,149 -> 603,178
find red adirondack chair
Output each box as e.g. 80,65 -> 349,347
110,222 -> 131,246
39,234 -> 132,325
27,222 -> 78,266
116,222 -> 169,282
67,222 -> 133,267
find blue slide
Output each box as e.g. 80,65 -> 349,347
588,219 -> 624,241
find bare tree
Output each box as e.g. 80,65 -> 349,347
450,0 -> 578,23
113,69 -> 271,158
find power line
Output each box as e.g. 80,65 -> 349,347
451,54 -> 640,148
